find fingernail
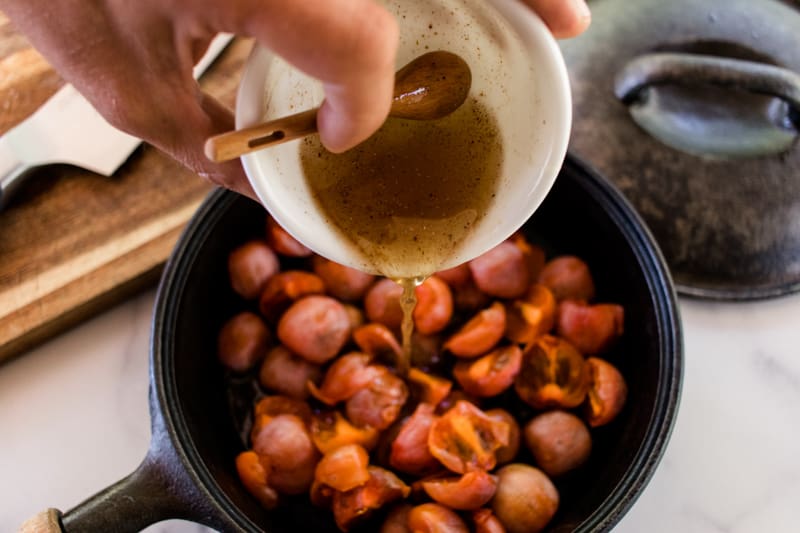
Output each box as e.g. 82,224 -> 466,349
572,0 -> 591,21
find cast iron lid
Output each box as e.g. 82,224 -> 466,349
560,0 -> 800,300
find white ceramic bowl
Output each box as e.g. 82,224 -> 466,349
236,0 -> 571,274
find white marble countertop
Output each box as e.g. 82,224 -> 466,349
2,287 -> 800,532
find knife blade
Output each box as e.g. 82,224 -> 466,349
0,33 -> 234,210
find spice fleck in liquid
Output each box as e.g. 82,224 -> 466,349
300,96 -> 503,372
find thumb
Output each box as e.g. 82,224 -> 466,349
230,0 -> 400,153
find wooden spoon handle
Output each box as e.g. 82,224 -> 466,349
18,509 -> 64,533
204,108 -> 318,162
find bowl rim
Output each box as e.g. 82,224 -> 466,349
234,0 -> 572,274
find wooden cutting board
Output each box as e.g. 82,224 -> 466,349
0,13 -> 255,362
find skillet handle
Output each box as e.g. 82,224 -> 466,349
17,450 -> 197,533
60,452 -> 194,532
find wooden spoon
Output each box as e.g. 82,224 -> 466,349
204,51 -> 472,162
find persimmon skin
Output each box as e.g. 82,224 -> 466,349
556,300 -> 624,355
407,503 -> 469,533
380,504 -> 413,533
353,323 -> 402,365
453,345 -> 522,398
254,395 -> 312,427
503,284 -> 556,346
266,216 -> 313,257
469,240 -> 531,299
258,345 -> 321,400
217,311 -> 270,372
331,466 -> 410,532
251,414 -> 319,495
428,401 -> 510,474
585,357 -> 628,427
312,255 -> 375,302
524,410 -> 592,477
235,451 -> 279,509
486,409 -> 521,466
491,464 -> 559,533
364,278 -> 404,331
421,469 -> 498,510
510,233 -> 546,282
413,276 -> 454,335
452,278 -> 492,314
314,443 -> 371,492
228,240 -> 279,300
472,508 -> 507,533
346,367 -> 408,430
277,295 -> 350,364
259,270 -> 326,323
307,352 -> 380,406
390,403 -> 440,476
435,263 -> 471,288
310,411 -> 380,454
538,256 -> 595,302
514,335 -> 590,410
407,368 -> 452,406
444,302 -> 506,358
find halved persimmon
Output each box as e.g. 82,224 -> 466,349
413,276 -> 454,335
353,323 -> 402,365
428,400 -> 510,474
266,216 -> 313,257
258,270 -> 325,323
444,302 -> 506,358
407,368 -> 452,406
472,508 -> 506,533
421,469 -> 498,510
556,300 -> 624,355
331,466 -> 410,531
390,403 -> 440,476
469,240 -> 531,299
504,284 -> 556,345
485,409 -> 520,466
307,352 -> 380,406
235,450 -> 279,509
509,232 -> 546,282
312,255 -> 375,302
515,335 -> 589,409
407,503 -> 469,533
538,255 -> 595,302
253,395 -> 312,427
453,345 -> 522,398
314,443 -> 371,492
585,357 -> 628,427
310,411 -> 380,454
346,367 -> 408,430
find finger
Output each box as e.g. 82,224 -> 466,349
159,86 -> 257,201
195,92 -> 258,199
523,0 -> 591,39
211,0 -> 399,153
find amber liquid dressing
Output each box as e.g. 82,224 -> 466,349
395,276 -> 424,375
300,97 -> 503,372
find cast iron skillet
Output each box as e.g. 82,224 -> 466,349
26,155 -> 683,533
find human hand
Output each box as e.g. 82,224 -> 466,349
0,0 -> 590,202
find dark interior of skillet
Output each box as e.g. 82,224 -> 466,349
158,156 -> 681,532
